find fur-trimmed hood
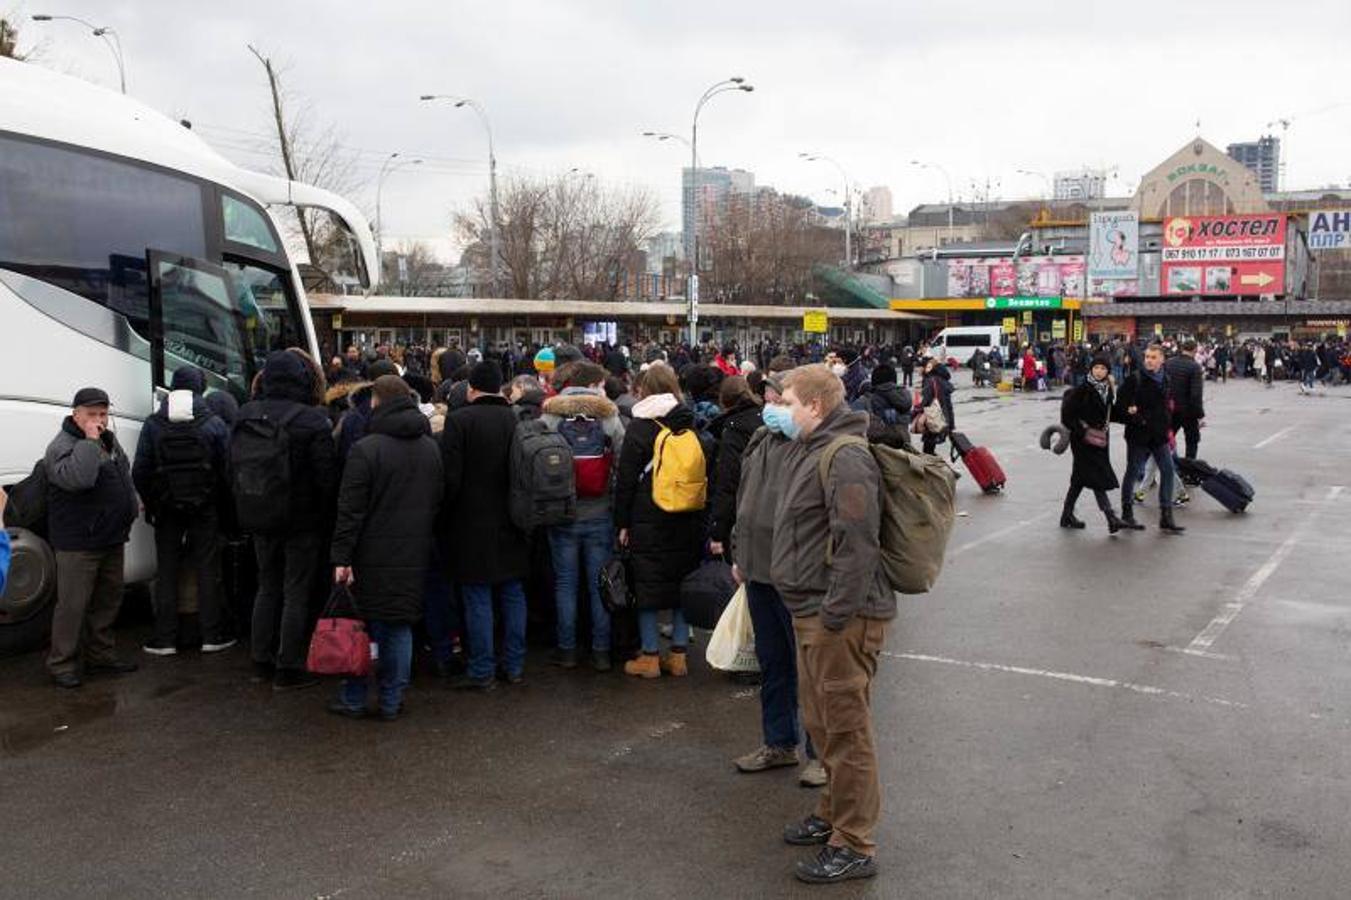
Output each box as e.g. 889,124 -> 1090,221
325,380 -> 372,409
541,391 -> 618,420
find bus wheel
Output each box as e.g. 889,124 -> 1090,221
0,528 -> 58,658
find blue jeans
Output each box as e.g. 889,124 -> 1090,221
462,580 -> 527,681
638,608 -> 688,654
1123,443 -> 1176,510
338,621 -> 412,715
549,515 -> 613,652
422,544 -> 458,664
1302,368 -> 1316,388
746,581 -> 806,751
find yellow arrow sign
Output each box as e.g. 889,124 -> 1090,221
1240,271 -> 1276,287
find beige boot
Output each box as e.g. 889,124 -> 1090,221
624,653 -> 661,679
660,650 -> 688,677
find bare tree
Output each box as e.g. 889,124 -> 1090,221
702,191 -> 843,305
383,240 -> 445,296
246,44 -> 363,285
1,13 -> 34,59
454,173 -> 660,300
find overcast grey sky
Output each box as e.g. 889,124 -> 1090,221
17,0 -> 1351,261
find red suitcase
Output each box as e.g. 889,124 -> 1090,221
950,431 -> 1006,494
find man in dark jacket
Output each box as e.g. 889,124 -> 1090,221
132,366 -> 232,656
236,350 -> 339,690
1164,340 -> 1205,461
706,376 -> 764,559
858,364 -> 911,448
441,362 -> 531,690
44,388 -> 141,688
329,376 -> 442,720
771,364 -> 891,884
1116,344 -> 1183,534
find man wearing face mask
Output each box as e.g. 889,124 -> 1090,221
771,364 -> 891,884
728,370 -> 826,788
44,388 -> 141,688
832,347 -> 866,403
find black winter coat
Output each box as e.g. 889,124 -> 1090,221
1060,383 -> 1119,491
1163,354 -> 1205,419
235,351 -> 338,534
1113,370 -> 1171,448
707,400 -> 763,544
614,403 -> 708,610
330,396 -> 442,624
921,366 -> 955,430
440,395 -> 530,584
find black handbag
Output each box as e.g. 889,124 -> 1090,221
679,558 -> 737,631
599,551 -> 635,615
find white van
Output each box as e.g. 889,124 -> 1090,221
929,326 -> 1008,366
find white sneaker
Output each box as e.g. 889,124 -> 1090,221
142,642 -> 178,657
201,639 -> 238,654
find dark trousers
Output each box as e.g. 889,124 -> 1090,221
49,546 -> 125,676
251,531 -> 321,671
1123,443 -> 1176,510
746,580 -> 812,756
1170,412 -> 1201,460
1065,483 -> 1113,513
153,511 -> 224,646
901,368 -> 914,387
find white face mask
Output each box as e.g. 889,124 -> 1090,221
831,363 -> 847,377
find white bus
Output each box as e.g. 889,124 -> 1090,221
929,325 -> 1008,366
0,59 -> 379,655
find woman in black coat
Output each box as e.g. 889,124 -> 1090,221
919,359 -> 955,456
1059,356 -> 1123,533
614,364 -> 708,679
706,376 -> 763,555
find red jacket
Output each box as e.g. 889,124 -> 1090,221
713,355 -> 739,377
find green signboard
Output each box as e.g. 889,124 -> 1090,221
983,297 -> 1064,310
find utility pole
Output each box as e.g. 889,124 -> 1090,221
248,45 -> 319,268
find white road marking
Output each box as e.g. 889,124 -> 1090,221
1253,425 -> 1296,449
1184,485 -> 1345,655
949,509 -> 1056,556
883,651 -> 1245,709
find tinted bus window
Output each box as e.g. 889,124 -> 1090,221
0,134 -> 206,337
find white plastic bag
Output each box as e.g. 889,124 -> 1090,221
705,584 -> 758,672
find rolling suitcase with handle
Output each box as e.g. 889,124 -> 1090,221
949,431 -> 1006,494
1201,469 -> 1254,513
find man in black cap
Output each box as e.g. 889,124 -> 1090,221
439,361 -> 531,690
44,387 -> 141,688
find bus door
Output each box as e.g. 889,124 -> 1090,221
147,250 -> 254,404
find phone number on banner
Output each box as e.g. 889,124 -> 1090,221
1162,246 -> 1285,262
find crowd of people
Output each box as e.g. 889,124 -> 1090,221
27,336 -> 927,884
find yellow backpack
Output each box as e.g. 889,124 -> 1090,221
649,424 -> 707,513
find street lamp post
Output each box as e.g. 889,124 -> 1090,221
421,94 -> 500,297
687,77 -> 754,347
799,152 -> 854,269
911,160 -> 954,244
31,13 -> 126,93
1017,168 -> 1052,202
375,152 -> 423,263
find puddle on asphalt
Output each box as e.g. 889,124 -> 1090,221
0,693 -> 117,756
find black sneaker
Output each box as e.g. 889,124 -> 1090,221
794,845 -> 878,884
326,701 -> 368,720
497,669 -> 525,686
550,648 -> 578,669
591,650 -> 612,673
250,662 -> 275,684
450,674 -> 496,692
783,814 -> 834,846
273,669 -> 320,692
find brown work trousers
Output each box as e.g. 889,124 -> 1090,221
48,547 -> 126,676
793,613 -> 888,856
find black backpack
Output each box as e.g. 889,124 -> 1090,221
508,418 -> 575,531
4,460 -> 49,536
230,407 -> 304,534
153,417 -> 215,514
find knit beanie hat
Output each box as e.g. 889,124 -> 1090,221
468,361 -> 503,394
871,364 -> 897,386
534,347 -> 556,375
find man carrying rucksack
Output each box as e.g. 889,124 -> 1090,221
441,361 -> 532,690
44,387 -> 141,689
233,350 -> 338,691
132,366 -> 231,657
772,364 -> 892,885
538,362 -> 625,672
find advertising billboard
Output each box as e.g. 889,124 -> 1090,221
1309,209 -> 1351,251
1088,211 -> 1139,281
1161,214 -> 1286,296
945,256 -> 1084,299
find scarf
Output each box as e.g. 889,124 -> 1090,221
1087,372 -> 1111,406
1143,367 -> 1165,386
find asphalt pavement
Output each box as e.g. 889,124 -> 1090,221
2,375 -> 1349,899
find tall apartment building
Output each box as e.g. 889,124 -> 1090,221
1054,168 -> 1107,201
681,166 -> 754,264
1226,136 -> 1281,192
